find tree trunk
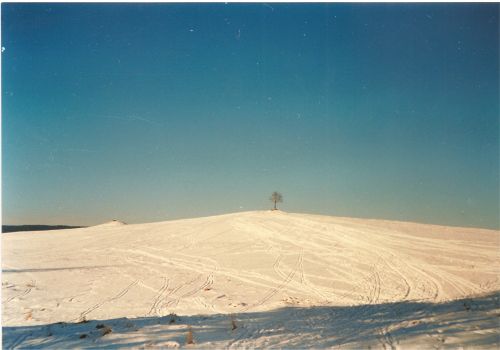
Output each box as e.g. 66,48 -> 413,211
274,200 -> 277,210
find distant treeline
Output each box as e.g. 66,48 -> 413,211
2,225 -> 87,233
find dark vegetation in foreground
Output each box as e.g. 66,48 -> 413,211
3,292 -> 498,349
2,225 -> 86,233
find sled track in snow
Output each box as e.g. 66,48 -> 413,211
5,280 -> 36,304
147,277 -> 170,316
77,279 -> 139,321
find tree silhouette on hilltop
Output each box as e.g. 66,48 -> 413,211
270,192 -> 283,210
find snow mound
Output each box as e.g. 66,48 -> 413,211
97,219 -> 127,227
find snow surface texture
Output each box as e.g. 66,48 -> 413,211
2,211 -> 499,348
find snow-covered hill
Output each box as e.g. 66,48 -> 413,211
2,211 -> 498,348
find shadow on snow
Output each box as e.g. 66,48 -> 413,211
3,291 -> 499,349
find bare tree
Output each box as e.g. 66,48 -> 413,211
270,192 -> 283,210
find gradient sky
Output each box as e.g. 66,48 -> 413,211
2,3 -> 499,229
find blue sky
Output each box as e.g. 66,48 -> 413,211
2,3 -> 498,228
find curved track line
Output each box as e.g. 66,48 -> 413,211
5,280 -> 36,304
77,279 -> 139,321
147,277 -> 170,316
